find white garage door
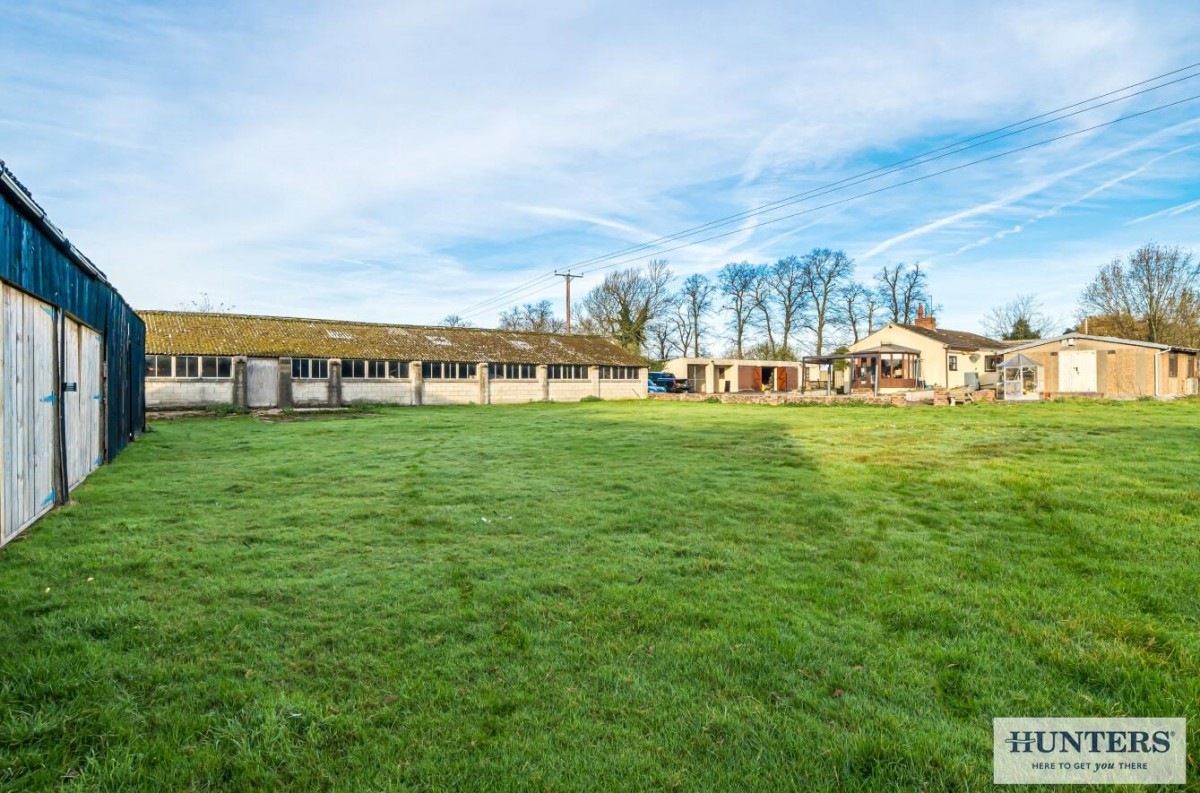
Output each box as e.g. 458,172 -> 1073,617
1058,350 -> 1097,393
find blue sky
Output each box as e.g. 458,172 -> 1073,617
2,0 -> 1200,338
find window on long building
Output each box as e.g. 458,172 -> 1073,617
176,356 -> 199,378
341,359 -> 410,379
1169,353 -> 1179,378
292,358 -> 329,379
548,364 -> 589,380
201,356 -> 233,379
599,365 -> 638,380
488,363 -> 537,379
145,354 -> 172,377
146,355 -> 232,378
422,361 -> 477,379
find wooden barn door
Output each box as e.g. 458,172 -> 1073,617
2,285 -> 58,546
64,318 -> 104,490
247,358 -> 278,408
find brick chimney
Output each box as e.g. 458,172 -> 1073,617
915,303 -> 936,329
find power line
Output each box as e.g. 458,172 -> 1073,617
463,95 -> 1200,321
559,65 -> 1200,273
456,62 -> 1200,319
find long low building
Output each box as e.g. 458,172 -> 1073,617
141,311 -> 647,409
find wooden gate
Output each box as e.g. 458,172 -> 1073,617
2,285 -> 58,545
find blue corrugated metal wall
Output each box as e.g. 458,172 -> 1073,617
0,194 -> 144,460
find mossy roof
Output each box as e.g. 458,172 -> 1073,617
139,311 -> 644,365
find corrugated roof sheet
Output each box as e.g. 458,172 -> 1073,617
139,310 -> 645,365
1004,332 -> 1200,354
896,323 -> 1003,351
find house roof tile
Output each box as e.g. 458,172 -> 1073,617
896,323 -> 1003,351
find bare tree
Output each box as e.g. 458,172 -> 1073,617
177,293 -> 234,313
498,300 -> 565,333
668,304 -> 696,358
749,264 -> 777,354
677,273 -> 715,357
838,281 -> 876,343
981,294 -> 1053,341
1079,243 -> 1200,344
767,255 -> 807,357
645,319 -> 675,361
441,314 -> 472,328
718,261 -> 759,357
580,259 -> 674,353
801,249 -> 854,356
874,262 -> 929,324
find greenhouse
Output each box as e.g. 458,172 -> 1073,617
998,353 -> 1043,401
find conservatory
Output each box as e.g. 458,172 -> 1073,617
998,353 -> 1042,401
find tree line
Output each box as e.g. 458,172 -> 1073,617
447,241 -> 1200,360
453,251 -> 933,359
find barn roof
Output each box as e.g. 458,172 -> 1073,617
139,310 -> 645,365
1004,333 -> 1200,355
896,323 -> 1003,351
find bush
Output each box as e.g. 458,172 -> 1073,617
580,395 -> 603,403
704,396 -> 721,403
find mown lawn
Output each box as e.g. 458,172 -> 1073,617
1,400 -> 1198,791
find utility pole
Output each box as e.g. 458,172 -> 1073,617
554,270 -> 583,334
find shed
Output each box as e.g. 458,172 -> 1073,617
1002,334 -> 1198,399
1,161 -> 145,547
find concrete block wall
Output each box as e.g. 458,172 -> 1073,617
599,379 -> 646,400
145,379 -> 235,408
488,380 -> 543,404
342,380 -> 413,405
547,381 -> 594,401
423,380 -> 482,405
292,381 -> 333,407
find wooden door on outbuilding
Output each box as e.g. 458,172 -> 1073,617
1,285 -> 58,545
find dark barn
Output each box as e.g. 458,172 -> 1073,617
0,161 -> 144,547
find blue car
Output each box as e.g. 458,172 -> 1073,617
648,380 -> 667,393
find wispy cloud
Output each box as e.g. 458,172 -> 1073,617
1126,197 -> 1200,224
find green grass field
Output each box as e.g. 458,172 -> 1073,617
2,400 -> 1198,791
